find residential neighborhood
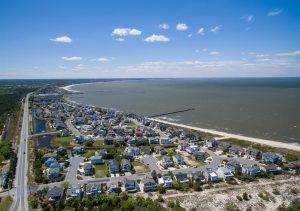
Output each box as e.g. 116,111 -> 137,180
17,90 -> 298,208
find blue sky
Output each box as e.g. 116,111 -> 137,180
0,0 -> 300,78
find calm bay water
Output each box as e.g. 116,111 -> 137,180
69,78 -> 300,143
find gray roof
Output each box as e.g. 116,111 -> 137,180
47,186 -> 63,198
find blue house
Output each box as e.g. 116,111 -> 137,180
73,146 -> 84,155
149,137 -> 159,144
242,164 -> 260,177
108,160 -> 119,174
45,157 -> 58,167
47,167 -> 60,179
49,161 -> 61,169
262,152 -> 282,164
173,154 -> 185,165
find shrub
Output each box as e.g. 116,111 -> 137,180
167,200 -> 176,208
290,188 -> 299,195
242,192 -> 249,201
157,184 -> 166,194
236,195 -> 243,201
272,189 -> 281,195
224,202 -> 239,211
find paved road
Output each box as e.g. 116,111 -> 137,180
10,94 -> 30,211
65,120 -> 82,136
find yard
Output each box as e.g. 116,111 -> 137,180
83,150 -> 95,159
93,138 -> 115,149
132,161 -> 150,173
0,196 -> 13,211
95,163 -> 108,178
179,151 -> 205,167
52,136 -> 74,147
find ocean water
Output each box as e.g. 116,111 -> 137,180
68,78 -> 300,143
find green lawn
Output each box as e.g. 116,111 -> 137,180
0,196 -> 13,211
132,161 -> 150,173
53,136 -> 74,147
95,163 -> 108,178
83,150 -> 95,158
93,139 -> 104,148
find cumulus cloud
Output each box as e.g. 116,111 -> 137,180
276,50 -> 300,56
61,56 -> 82,61
73,64 -> 85,71
115,38 -> 125,42
188,33 -> 193,38
112,28 -> 142,36
197,27 -> 204,35
144,34 -> 170,42
159,23 -> 169,30
242,15 -> 253,22
176,23 -> 188,31
211,25 -> 221,33
210,51 -> 220,55
129,29 -> 142,36
98,57 -> 116,62
50,36 -> 72,43
267,9 -> 283,16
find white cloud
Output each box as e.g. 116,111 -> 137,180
73,64 -> 85,70
112,28 -> 142,36
159,23 -> 169,30
129,29 -> 142,36
144,34 -> 170,42
267,9 -> 283,16
242,15 -> 253,22
255,54 -> 268,58
276,50 -> 300,56
50,36 -> 72,43
61,56 -> 82,61
197,27 -> 204,35
176,23 -> 188,31
210,51 -> 220,55
211,25 -> 221,33
202,48 -> 208,52
98,57 -> 116,62
115,38 -> 125,42
188,33 -> 193,38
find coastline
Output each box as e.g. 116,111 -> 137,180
60,82 -> 105,93
149,118 -> 300,152
60,80 -> 300,152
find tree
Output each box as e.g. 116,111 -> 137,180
84,140 -> 93,147
157,185 -> 166,194
167,200 -> 176,208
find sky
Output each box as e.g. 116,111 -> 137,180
0,0 -> 300,79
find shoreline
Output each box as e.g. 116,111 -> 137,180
149,118 -> 300,152
60,82 -> 105,93
59,81 -> 300,152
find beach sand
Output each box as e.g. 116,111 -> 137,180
149,118 -> 300,152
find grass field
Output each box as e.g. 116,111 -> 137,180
132,161 -> 150,173
93,139 -> 104,148
0,196 -> 13,211
53,136 -> 74,147
95,163 -> 108,178
83,150 -> 95,158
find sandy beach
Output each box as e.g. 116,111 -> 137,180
149,118 -> 300,152
60,84 -> 80,93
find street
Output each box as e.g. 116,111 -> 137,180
10,94 -> 30,211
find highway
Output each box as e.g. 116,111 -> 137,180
10,94 -> 30,211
